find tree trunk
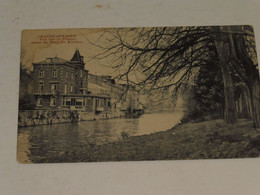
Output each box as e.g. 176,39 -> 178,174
241,86 -> 251,118
215,37 -> 237,124
219,63 -> 237,123
248,78 -> 260,128
244,87 -> 253,118
227,25 -> 260,128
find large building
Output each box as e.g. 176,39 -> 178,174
32,49 -> 143,117
33,49 -> 104,112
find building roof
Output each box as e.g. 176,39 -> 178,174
88,83 -> 109,91
34,57 -> 69,65
33,49 -> 85,66
70,49 -> 83,62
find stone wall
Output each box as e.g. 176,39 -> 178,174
18,109 -> 126,127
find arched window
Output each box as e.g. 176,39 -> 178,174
38,82 -> 44,91
70,84 -> 73,93
50,97 -> 56,106
80,70 -> 83,78
37,97 -> 43,106
51,83 -> 57,91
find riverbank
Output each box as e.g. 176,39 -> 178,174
36,118 -> 260,163
18,109 -> 125,127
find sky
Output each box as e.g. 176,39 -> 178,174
20,28 -> 185,109
21,28 -> 116,76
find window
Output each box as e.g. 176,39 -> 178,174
80,70 -> 83,78
65,98 -> 82,106
51,83 -> 57,91
79,89 -> 83,95
75,98 -> 83,106
64,84 -> 67,94
100,99 -> 104,107
52,69 -> 57,77
70,84 -> 73,93
80,81 -> 83,86
86,98 -> 92,106
38,82 -> 44,91
71,72 -> 74,79
39,70 -> 44,78
37,97 -> 43,106
65,98 -> 71,106
65,71 -> 69,78
50,97 -> 56,106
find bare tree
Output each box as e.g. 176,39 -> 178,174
88,26 -> 259,126
89,27 -> 213,98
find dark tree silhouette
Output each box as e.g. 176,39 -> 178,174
227,26 -> 260,127
88,26 -> 259,127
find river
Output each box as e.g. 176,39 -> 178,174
17,111 -> 184,163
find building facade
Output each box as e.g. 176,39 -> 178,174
32,49 -> 142,117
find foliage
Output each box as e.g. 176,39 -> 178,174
19,94 -> 36,110
182,62 -> 224,122
19,63 -> 36,110
182,58 -> 245,122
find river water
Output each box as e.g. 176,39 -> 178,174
17,111 -> 184,163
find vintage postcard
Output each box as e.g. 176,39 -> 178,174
17,26 -> 260,163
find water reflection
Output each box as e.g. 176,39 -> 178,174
17,111 -> 183,162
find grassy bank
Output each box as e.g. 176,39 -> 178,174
40,119 -> 260,163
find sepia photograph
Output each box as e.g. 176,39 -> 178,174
17,25 -> 260,163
